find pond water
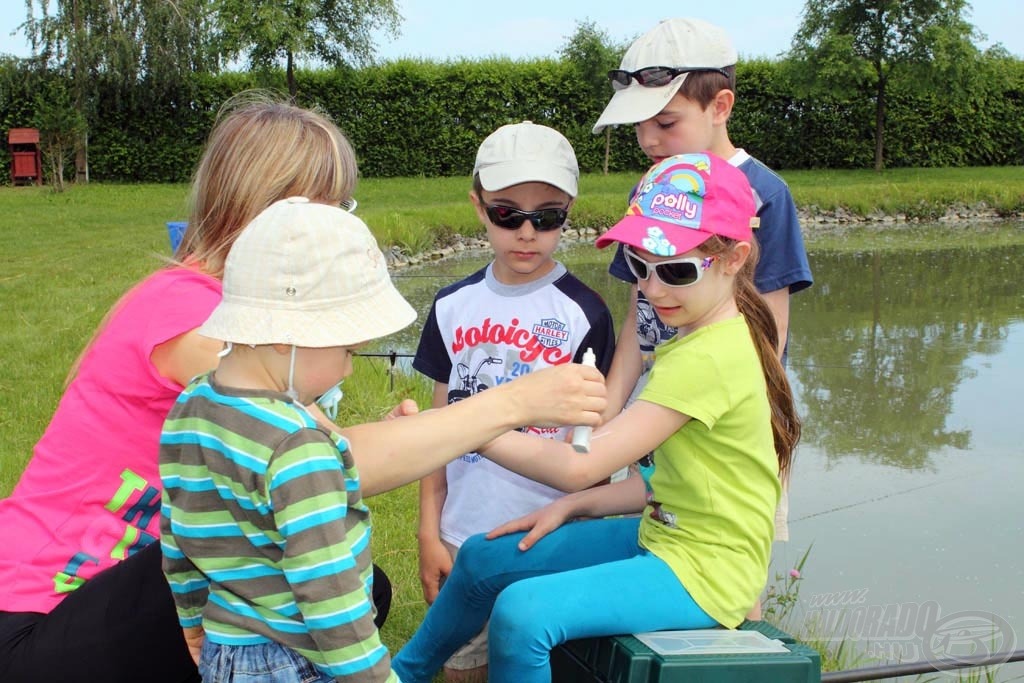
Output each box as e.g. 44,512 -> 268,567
374,222 -> 1024,679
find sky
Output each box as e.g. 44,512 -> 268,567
1,0 -> 1020,63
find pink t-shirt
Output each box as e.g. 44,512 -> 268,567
0,267 -> 221,614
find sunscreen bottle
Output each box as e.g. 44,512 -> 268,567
571,348 -> 597,453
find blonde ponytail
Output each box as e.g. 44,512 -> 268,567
703,237 -> 801,478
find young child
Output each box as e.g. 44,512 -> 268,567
596,17 -> 812,543
413,120 -> 615,682
392,152 -> 801,683
159,197 -> 608,683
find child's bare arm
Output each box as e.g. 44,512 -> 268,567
604,286 -> 644,420
417,382 -> 453,604
487,475 -> 647,551
481,399 -> 686,492
181,625 -> 204,665
762,288 -> 790,359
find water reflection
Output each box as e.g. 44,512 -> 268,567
789,245 -> 1023,470
383,235 -> 1023,474
380,226 -> 1024,677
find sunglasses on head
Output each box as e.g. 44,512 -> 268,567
624,245 -> 717,288
607,66 -> 731,91
485,205 -> 568,231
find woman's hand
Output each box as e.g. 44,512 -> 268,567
486,495 -> 579,551
505,363 -> 606,428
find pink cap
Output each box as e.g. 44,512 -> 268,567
595,152 -> 758,255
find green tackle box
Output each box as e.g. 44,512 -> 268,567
550,621 -> 820,683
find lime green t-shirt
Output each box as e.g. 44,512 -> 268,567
637,315 -> 781,628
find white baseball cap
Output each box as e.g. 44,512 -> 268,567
593,18 -> 737,134
473,120 -> 579,197
199,196 -> 416,347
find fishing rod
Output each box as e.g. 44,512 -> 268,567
353,351 -> 416,391
821,649 -> 1024,682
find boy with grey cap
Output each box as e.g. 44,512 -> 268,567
413,121 -> 616,683
158,196 -> 609,683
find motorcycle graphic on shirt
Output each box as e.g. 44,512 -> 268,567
448,355 -> 504,463
447,355 -> 503,404
636,296 -> 677,353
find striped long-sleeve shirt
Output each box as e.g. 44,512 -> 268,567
159,373 -> 396,682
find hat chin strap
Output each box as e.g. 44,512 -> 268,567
285,345 -> 299,402
217,342 -> 234,359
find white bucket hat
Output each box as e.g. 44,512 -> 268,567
473,120 -> 579,197
593,18 -> 737,133
199,196 -> 416,347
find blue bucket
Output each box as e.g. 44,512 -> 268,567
166,221 -> 188,252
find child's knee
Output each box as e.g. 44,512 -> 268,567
455,533 -> 518,577
489,583 -> 554,661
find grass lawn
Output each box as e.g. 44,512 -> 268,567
1,167 -> 1023,659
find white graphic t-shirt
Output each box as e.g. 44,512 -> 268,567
413,262 -> 614,545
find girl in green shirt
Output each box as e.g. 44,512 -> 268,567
394,152 -> 801,683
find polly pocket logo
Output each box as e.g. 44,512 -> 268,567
634,157 -> 709,229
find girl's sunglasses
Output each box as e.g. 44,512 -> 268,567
485,205 -> 568,231
607,66 -> 731,91
624,246 -> 717,288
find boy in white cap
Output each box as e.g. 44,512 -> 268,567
413,121 -> 615,682
158,197 -> 608,682
596,18 -> 813,549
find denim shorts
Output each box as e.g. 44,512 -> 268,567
199,640 -> 334,683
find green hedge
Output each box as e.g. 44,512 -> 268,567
1,55 -> 1022,184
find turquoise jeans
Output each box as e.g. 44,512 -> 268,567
392,517 -> 717,683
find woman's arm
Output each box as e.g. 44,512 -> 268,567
151,328 -> 224,387
342,362 -> 606,497
481,399 -> 688,492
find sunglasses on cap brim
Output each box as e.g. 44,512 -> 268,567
485,205 -> 568,231
624,245 -> 717,288
607,66 -> 731,91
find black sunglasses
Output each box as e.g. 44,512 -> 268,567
624,246 -> 717,288
607,66 -> 731,91
485,205 -> 568,231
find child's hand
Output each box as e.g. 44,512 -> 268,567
384,399 -> 419,421
509,364 -> 606,428
486,496 -> 578,552
417,537 -> 453,605
182,625 -> 205,665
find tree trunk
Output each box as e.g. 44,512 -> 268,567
75,130 -> 88,183
287,51 -> 297,100
72,0 -> 88,183
873,73 -> 886,173
603,128 -> 610,175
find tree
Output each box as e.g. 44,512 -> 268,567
215,0 -> 401,99
558,20 -> 625,174
34,78 -> 86,191
22,0 -> 219,182
787,0 -> 980,171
